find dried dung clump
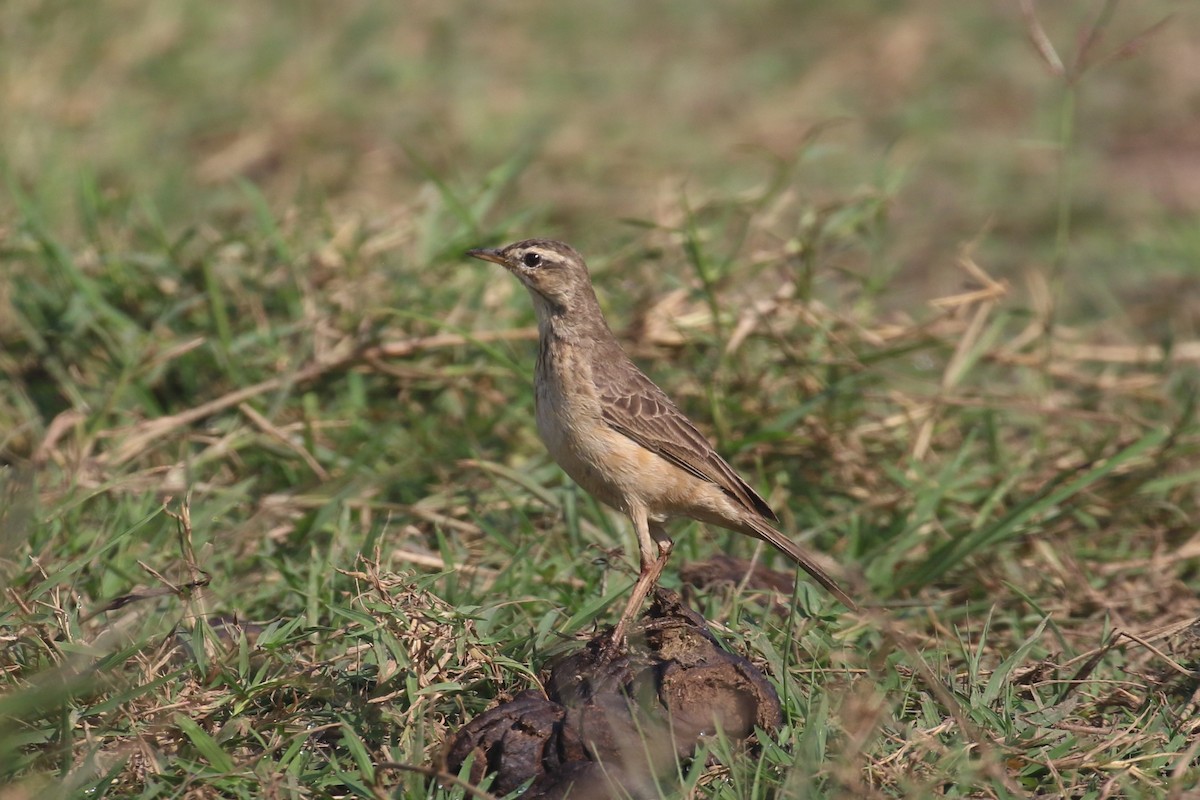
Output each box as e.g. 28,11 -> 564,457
445,590 -> 782,799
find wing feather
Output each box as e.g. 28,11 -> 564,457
594,361 -> 778,522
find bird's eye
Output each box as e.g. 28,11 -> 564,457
522,252 -> 542,268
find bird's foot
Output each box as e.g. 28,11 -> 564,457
596,635 -> 624,663
598,620 -> 630,663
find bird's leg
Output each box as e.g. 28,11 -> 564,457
606,511 -> 673,655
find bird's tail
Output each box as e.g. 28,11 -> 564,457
743,516 -> 858,611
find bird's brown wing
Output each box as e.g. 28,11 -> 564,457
594,352 -> 858,611
593,359 -> 779,522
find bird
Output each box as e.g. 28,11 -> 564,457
467,239 -> 855,649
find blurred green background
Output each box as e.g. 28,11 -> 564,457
4,1 -> 1196,296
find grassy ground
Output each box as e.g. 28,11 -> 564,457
3,1 -> 1200,797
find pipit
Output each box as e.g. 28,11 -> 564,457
468,239 -> 855,649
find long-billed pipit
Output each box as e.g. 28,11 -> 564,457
468,239 -> 855,648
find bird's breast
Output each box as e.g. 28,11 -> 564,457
533,340 -> 721,521
534,342 -> 596,461
533,340 -> 630,509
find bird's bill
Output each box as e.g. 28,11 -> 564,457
466,247 -> 506,265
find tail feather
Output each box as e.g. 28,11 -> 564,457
743,516 -> 858,611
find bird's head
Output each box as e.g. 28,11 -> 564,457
467,239 -> 595,317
